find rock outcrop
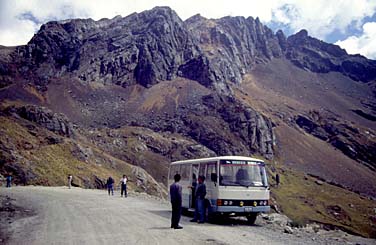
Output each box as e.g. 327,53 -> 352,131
7,105 -> 74,137
295,111 -> 376,171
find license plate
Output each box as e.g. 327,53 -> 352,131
244,207 -> 253,212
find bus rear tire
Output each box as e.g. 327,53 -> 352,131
246,213 -> 257,225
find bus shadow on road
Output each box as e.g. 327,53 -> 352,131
148,209 -> 263,228
208,216 -> 263,227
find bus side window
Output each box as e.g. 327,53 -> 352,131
180,165 -> 189,181
199,163 -> 206,178
206,163 -> 217,183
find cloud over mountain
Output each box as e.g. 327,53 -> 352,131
335,22 -> 376,59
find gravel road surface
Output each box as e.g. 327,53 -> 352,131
0,186 -> 374,245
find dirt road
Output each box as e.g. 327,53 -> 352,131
0,187 -> 373,245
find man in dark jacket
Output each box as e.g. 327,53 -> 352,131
170,174 -> 183,229
106,176 -> 114,196
191,175 -> 206,223
6,174 -> 12,188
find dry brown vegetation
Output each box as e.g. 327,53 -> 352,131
0,115 -> 167,198
270,165 -> 376,238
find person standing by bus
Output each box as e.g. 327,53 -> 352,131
120,175 -> 128,197
190,174 -> 197,208
170,174 -> 183,229
191,175 -> 206,223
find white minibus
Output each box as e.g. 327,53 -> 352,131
168,156 -> 270,224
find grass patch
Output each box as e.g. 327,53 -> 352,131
270,166 -> 376,238
29,143 -> 117,187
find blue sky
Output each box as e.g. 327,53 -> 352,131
0,0 -> 375,59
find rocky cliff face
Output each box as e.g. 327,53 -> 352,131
7,6 -> 375,92
16,8 -> 200,89
185,14 -> 376,85
10,105 -> 74,137
2,7 -> 277,160
286,30 -> 376,82
185,14 -> 284,85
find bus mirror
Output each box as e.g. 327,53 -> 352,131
211,173 -> 217,182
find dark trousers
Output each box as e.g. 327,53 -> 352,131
108,185 -> 114,195
6,181 -> 11,188
171,202 -> 182,228
121,184 -> 127,197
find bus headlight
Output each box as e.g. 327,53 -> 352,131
229,201 -> 233,205
259,200 -> 268,206
224,201 -> 228,205
240,201 -> 244,207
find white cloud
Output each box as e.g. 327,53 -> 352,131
0,0 -> 375,59
335,22 -> 376,59
269,0 -> 376,39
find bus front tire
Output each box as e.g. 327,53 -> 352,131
246,213 -> 258,225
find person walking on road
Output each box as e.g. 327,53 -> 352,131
106,176 -> 114,196
191,175 -> 206,223
68,175 -> 73,189
6,174 -> 12,188
170,174 -> 183,229
276,173 -> 280,187
120,175 -> 128,197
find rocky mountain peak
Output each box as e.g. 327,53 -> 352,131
15,6 -> 205,89
6,7 -> 375,94
286,30 -> 376,81
184,13 -> 284,88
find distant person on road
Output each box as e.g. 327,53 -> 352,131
276,173 -> 280,187
68,175 -> 73,189
106,176 -> 114,196
191,175 -> 206,223
170,173 -> 183,229
120,175 -> 128,197
6,174 -> 12,188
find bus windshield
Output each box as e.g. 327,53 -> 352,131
219,160 -> 268,187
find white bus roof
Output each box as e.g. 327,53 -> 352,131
171,156 -> 265,165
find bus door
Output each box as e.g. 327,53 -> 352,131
190,164 -> 199,209
205,162 -> 218,211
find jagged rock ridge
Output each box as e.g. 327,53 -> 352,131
6,7 -> 375,94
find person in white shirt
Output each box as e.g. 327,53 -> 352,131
120,175 -> 128,197
68,175 -> 72,189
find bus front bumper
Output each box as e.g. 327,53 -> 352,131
213,205 -> 270,213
